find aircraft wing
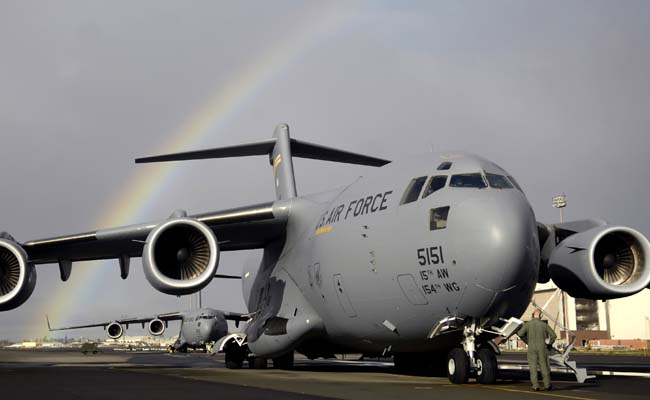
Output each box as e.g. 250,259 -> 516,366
222,311 -> 251,323
20,201 -> 287,273
46,312 -> 183,332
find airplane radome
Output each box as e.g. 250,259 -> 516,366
1,123 -> 649,384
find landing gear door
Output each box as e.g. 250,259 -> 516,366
333,273 -> 357,317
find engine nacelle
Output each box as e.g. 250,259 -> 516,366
148,318 -> 165,336
106,322 -> 123,339
143,218 -> 219,296
548,226 -> 650,300
0,239 -> 37,311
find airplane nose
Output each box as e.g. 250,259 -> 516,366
450,192 -> 539,316
200,321 -> 213,336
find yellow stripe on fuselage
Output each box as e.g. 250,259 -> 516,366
273,154 -> 282,174
315,225 -> 332,235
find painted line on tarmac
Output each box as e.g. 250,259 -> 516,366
480,385 -> 598,400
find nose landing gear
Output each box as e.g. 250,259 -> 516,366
446,348 -> 470,384
475,348 -> 497,384
446,319 -> 500,385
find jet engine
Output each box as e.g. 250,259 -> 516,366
106,322 -> 123,339
143,218 -> 219,295
548,226 -> 650,299
148,318 -> 165,336
0,239 -> 37,311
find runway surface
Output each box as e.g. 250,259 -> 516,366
1,349 -> 650,400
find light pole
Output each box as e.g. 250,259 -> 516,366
552,194 -> 567,223
552,194 -> 571,343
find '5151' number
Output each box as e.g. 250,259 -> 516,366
417,246 -> 445,266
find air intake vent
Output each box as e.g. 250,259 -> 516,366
0,248 -> 20,296
594,232 -> 641,285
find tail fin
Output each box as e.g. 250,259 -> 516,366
136,123 -> 391,200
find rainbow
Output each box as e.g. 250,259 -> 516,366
32,5 -> 357,338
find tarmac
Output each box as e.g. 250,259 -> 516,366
1,349 -> 650,400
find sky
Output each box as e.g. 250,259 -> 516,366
1,0 -> 649,340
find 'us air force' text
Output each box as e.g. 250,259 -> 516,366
315,191 -> 393,230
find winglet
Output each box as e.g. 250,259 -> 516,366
46,314 -> 52,331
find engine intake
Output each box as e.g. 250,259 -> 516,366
143,218 -> 219,295
548,226 -> 650,299
0,239 -> 37,311
148,318 -> 165,336
107,322 -> 123,339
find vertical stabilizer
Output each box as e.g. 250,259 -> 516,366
270,123 -> 297,200
135,123 -> 390,202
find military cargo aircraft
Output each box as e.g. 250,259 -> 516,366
1,123 -> 649,383
47,307 -> 247,353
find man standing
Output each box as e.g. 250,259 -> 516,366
518,309 -> 557,391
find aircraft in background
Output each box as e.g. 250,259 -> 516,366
2,123 -> 649,384
47,307 -> 248,353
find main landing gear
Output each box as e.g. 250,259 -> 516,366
272,352 -> 294,369
224,343 -> 247,369
446,321 -> 498,385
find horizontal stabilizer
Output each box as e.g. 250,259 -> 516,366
135,137 -> 390,167
135,138 -> 276,163
290,139 -> 390,167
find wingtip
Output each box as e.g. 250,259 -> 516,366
46,314 -> 51,331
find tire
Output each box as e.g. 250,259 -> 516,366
225,344 -> 246,369
249,357 -> 268,369
476,348 -> 498,385
273,352 -> 294,369
225,359 -> 243,369
446,348 -> 470,384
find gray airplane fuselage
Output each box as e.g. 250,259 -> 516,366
244,153 -> 539,357
177,308 -> 228,350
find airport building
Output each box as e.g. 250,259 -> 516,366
524,282 -> 650,348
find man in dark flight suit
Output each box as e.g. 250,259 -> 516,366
517,309 -> 557,391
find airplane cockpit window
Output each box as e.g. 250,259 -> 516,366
400,176 -> 427,205
422,175 -> 447,198
437,161 -> 452,171
430,206 -> 450,230
485,173 -> 513,189
507,175 -> 523,192
449,173 -> 487,188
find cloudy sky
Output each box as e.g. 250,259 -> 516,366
1,1 -> 649,340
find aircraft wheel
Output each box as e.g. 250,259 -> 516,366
476,348 -> 497,385
273,352 -> 294,369
225,344 -> 246,369
446,348 -> 470,384
225,353 -> 244,369
249,357 -> 268,369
